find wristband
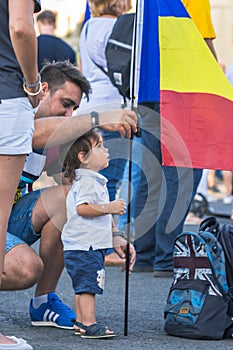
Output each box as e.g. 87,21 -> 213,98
23,73 -> 41,89
91,111 -> 99,128
23,82 -> 42,96
112,231 -> 127,240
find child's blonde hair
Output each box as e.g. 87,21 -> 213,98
88,0 -> 126,17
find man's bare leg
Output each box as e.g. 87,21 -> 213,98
31,185 -> 70,296
28,185 -> 75,329
1,244 -> 43,290
2,184 -> 75,329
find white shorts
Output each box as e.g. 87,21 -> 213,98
0,97 -> 35,155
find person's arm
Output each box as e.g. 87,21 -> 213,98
111,218 -> 136,272
182,0 -> 218,60
78,203 -> 136,272
204,38 -> 218,60
77,199 -> 126,217
112,234 -> 136,273
8,0 -> 40,106
33,110 -> 137,149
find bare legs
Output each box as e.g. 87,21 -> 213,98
222,170 -> 233,197
32,185 -> 69,296
75,293 -> 96,326
0,155 -> 26,282
0,154 -> 27,345
74,293 -> 113,336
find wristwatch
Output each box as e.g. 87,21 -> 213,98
91,111 -> 99,128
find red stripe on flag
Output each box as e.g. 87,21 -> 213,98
161,90 -> 233,171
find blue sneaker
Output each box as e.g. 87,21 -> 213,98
29,292 -> 76,329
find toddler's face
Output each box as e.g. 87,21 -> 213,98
86,136 -> 109,172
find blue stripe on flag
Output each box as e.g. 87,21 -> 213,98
137,0 -> 190,104
138,0 -> 160,103
158,0 -> 190,18
82,1 -> 91,28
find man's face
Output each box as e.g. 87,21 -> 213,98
36,81 -> 82,118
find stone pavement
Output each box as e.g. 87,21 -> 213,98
1,198 -> 233,350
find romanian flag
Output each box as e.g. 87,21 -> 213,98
82,1 -> 91,27
134,0 -> 233,171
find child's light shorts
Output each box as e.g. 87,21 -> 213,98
0,97 -> 35,154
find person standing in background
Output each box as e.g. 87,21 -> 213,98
133,0 -> 218,276
0,0 -> 41,348
36,10 -> 77,70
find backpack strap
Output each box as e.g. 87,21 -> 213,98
201,220 -> 233,298
219,224 -> 233,295
199,230 -> 230,299
199,216 -> 220,237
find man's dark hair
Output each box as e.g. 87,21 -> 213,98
40,61 -> 91,101
37,10 -> 56,26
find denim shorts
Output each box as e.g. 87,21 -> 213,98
64,248 -> 106,295
5,189 -> 44,253
0,97 -> 35,154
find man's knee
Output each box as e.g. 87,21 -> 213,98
32,185 -> 70,233
1,244 -> 43,291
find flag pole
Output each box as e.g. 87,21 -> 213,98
124,0 -> 139,336
124,135 -> 133,336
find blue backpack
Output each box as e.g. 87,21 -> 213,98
164,220 -> 233,340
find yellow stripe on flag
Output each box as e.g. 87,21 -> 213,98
159,17 -> 233,101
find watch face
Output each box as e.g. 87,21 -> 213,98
91,111 -> 99,128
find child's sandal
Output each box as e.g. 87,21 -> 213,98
77,322 -> 116,339
71,319 -> 81,335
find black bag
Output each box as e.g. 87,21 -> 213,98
164,226 -> 233,340
189,192 -> 231,219
189,193 -> 209,218
86,13 -> 135,99
105,13 -> 135,99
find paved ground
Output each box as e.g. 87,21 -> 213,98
1,195 -> 233,349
